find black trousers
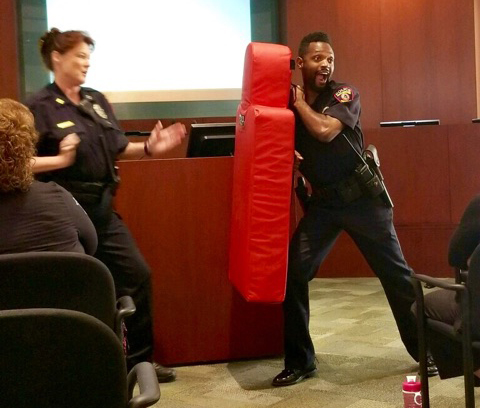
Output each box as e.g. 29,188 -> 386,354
92,211 -> 154,370
420,290 -> 480,379
284,196 -> 419,370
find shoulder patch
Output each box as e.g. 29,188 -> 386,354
334,87 -> 354,103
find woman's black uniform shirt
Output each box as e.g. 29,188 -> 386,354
27,83 -> 129,184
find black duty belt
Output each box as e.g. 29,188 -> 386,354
56,180 -> 110,205
312,171 -> 364,204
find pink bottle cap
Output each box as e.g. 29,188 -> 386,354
403,375 -> 421,392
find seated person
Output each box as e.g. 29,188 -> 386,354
0,98 -> 97,255
414,194 -> 480,380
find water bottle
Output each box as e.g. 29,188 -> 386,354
402,375 -> 422,407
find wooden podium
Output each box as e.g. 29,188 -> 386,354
115,157 -> 284,365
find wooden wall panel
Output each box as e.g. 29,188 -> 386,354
115,158 -> 283,365
397,226 -> 455,275
428,1 -> 477,124
0,0 -> 20,99
448,124 -> 480,221
367,126 -> 451,225
380,0 -> 476,125
380,0 -> 432,122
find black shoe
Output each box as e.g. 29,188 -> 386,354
418,355 -> 439,377
418,354 -> 438,377
272,366 -> 317,387
426,355 -> 439,377
152,362 -> 177,383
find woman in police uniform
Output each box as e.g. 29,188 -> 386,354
27,28 -> 186,382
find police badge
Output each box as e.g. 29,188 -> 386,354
93,103 -> 108,119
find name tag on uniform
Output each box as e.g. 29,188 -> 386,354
56,121 -> 75,129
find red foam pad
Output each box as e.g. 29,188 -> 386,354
229,104 -> 294,302
241,42 -> 292,108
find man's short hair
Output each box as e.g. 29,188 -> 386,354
298,31 -> 332,57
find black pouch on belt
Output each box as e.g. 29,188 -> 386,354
354,163 -> 385,198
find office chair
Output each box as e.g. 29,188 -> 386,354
413,245 -> 480,408
0,251 -> 135,341
0,308 -> 159,408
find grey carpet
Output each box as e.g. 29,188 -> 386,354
148,278 -> 472,407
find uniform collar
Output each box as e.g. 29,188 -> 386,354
48,82 -> 84,108
311,81 -> 335,110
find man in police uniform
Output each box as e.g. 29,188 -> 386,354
272,31 -> 436,387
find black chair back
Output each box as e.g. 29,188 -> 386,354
0,252 -> 117,329
0,308 -> 128,408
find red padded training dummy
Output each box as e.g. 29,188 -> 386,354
228,42 -> 295,302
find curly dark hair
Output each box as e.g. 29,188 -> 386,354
39,28 -> 95,71
0,99 -> 39,193
298,31 -> 332,57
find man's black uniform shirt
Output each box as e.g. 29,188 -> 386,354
295,80 -> 363,188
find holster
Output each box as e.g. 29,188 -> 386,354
295,176 -> 311,212
354,163 -> 385,199
363,145 -> 394,208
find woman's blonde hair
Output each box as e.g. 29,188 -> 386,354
0,99 -> 38,193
